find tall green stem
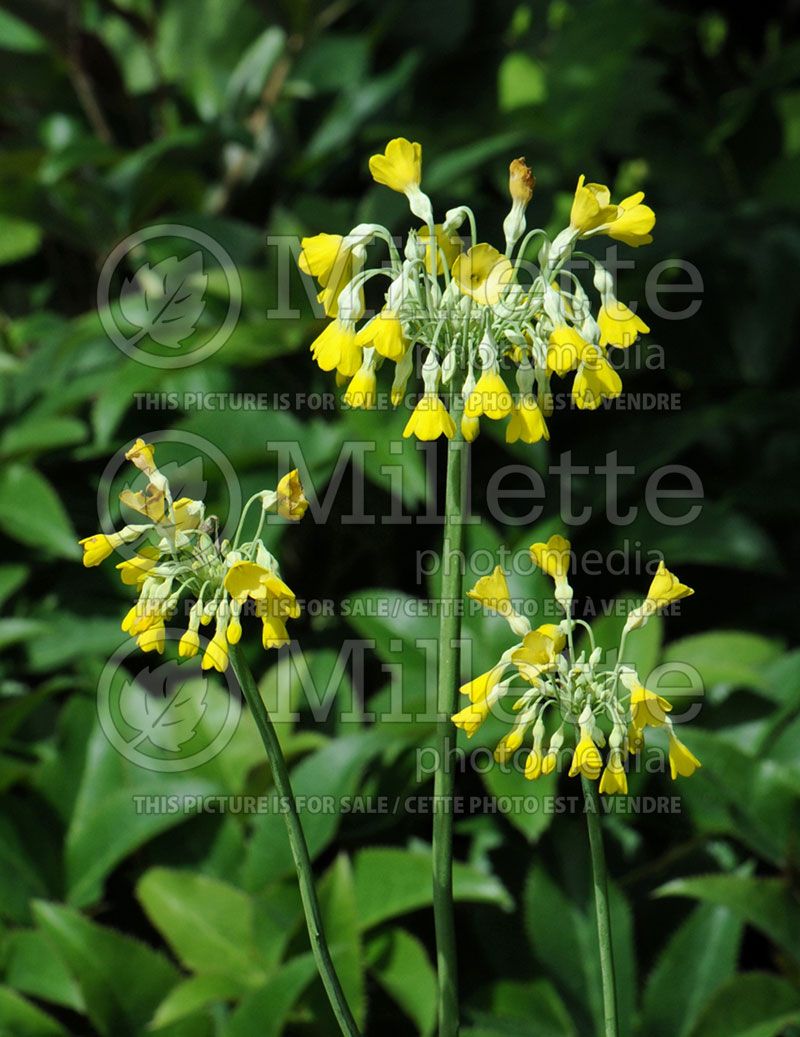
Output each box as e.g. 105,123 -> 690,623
581,777 -> 619,1037
229,645 -> 361,1037
432,398 -> 466,1037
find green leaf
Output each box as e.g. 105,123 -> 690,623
482,763 -> 556,842
0,565 -> 29,609
32,901 -> 178,1037
523,866 -> 636,1036
0,815 -> 50,923
318,855 -> 365,1028
662,632 -> 783,694
0,216 -> 42,265
366,929 -> 437,1036
468,979 -> 576,1037
242,733 -> 388,889
0,987 -> 67,1036
675,729 -> 796,865
640,902 -> 743,1037
151,975 -> 246,1030
64,713 -> 221,908
4,929 -> 84,1012
353,846 -> 512,930
0,10 -> 47,52
221,954 -> 317,1037
688,972 -> 800,1037
0,417 -> 86,459
137,868 -> 266,985
498,53 -> 547,110
0,465 -> 78,559
656,874 -> 800,961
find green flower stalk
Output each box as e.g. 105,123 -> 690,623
297,139 -> 657,1036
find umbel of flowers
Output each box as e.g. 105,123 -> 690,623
78,439 -> 308,673
454,536 -> 700,793
297,139 -> 655,443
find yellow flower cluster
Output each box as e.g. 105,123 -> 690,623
455,536 -> 699,793
298,139 -> 656,442
79,438 -> 308,673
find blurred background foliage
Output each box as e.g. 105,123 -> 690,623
1,0 -> 800,1034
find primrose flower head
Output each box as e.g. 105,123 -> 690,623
78,438 -> 306,670
297,141 -> 656,442
454,541 -> 699,794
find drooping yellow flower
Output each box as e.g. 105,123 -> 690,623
572,344 -> 622,410
644,561 -> 694,611
570,176 -> 655,246
530,535 -> 572,584
512,625 -> 565,681
178,627 -> 200,659
137,618 -> 165,654
316,261 -> 358,319
344,365 -> 378,409
298,233 -> 345,284
79,533 -> 120,567
419,224 -> 461,276
494,727 -> 525,763
467,566 -> 514,618
599,751 -> 628,795
369,137 -> 422,193
310,320 -> 361,377
598,301 -> 650,348
201,622 -> 229,673
116,547 -> 160,587
668,731 -> 701,779
569,729 -> 603,779
125,437 -> 157,475
464,369 -> 514,421
224,562 -> 299,619
226,617 -> 242,644
79,527 -> 147,567
459,663 -> 507,703
570,176 -> 620,236
460,411 -> 480,443
506,396 -> 549,444
547,326 -> 586,378
452,693 -> 496,738
628,723 -> 644,755
121,602 -> 162,636
525,749 -> 543,779
402,393 -> 456,441
629,681 -> 672,729
624,561 -> 694,633
452,244 -> 514,307
261,612 -> 290,650
356,310 -> 407,360
276,469 -> 309,522
606,191 -> 656,247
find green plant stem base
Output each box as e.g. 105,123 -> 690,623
582,776 -> 619,1037
432,412 -> 467,1037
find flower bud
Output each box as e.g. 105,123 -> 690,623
508,157 -> 535,206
